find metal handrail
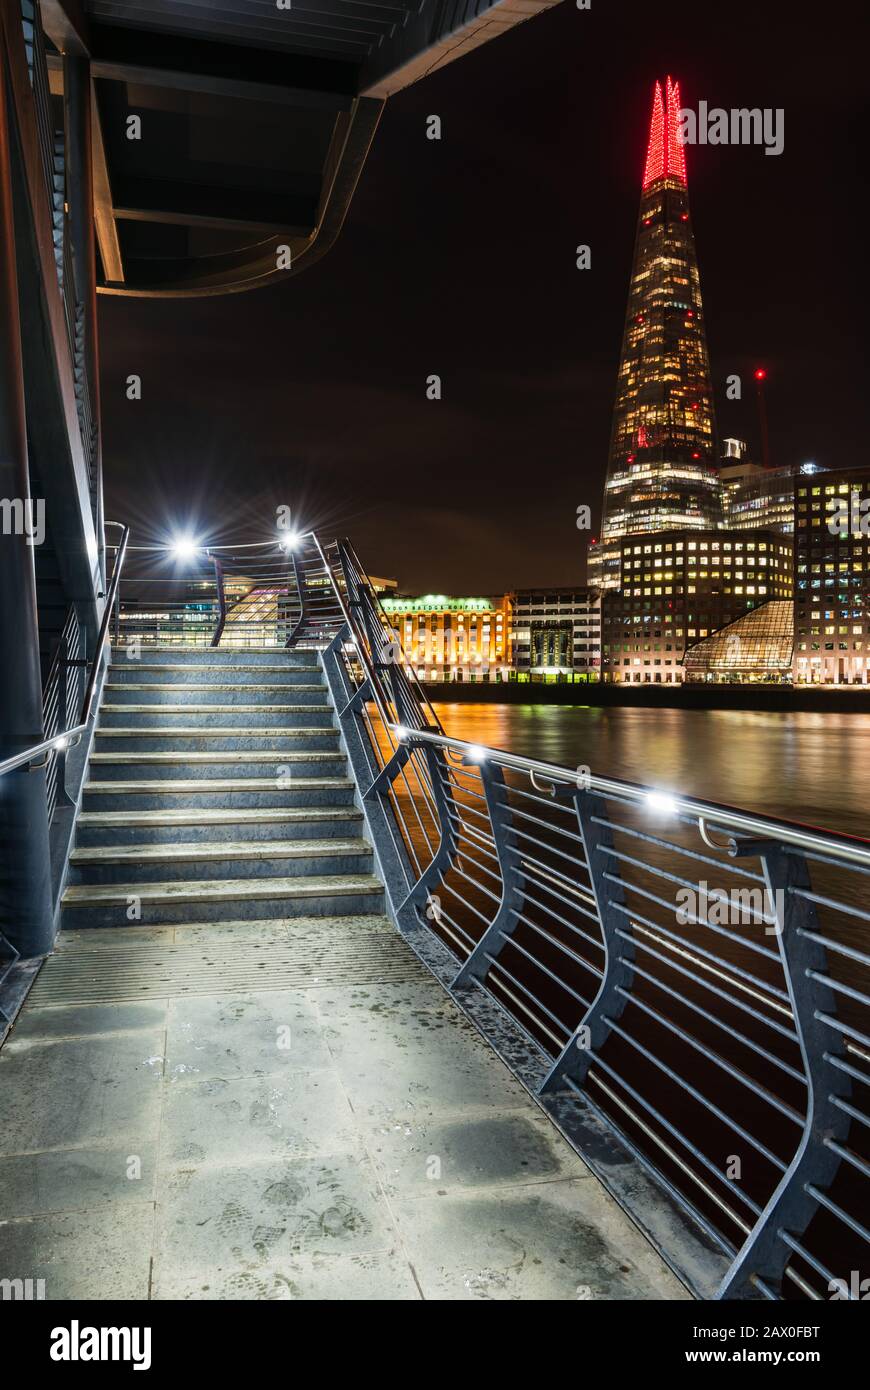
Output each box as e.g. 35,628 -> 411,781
0,522 -> 129,780
399,728 -> 870,872
316,532 -> 870,1302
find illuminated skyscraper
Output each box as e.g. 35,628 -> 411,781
589,77 -> 721,588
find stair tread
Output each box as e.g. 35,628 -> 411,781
100,704 -> 328,713
63,874 -> 383,904
72,837 -> 370,863
83,777 -> 353,792
104,683 -> 323,690
78,807 -> 360,826
108,663 -> 320,672
95,727 -> 335,737
90,751 -> 344,763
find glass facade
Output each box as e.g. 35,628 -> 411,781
589,77 -> 720,591
683,601 -> 794,682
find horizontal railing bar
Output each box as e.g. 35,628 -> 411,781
520,885 -> 605,953
512,911 -> 601,982
602,1015 -> 789,1170
798,927 -> 870,969
482,956 -> 570,1049
807,971 -> 870,1011
610,902 -> 790,1004
586,1056 -> 761,1225
824,1139 -> 870,1180
623,928 -> 800,1045
401,728 -> 870,870
573,1071 -> 744,1256
607,873 -> 782,962
622,955 -> 806,1085
616,985 -> 806,1125
492,935 -> 589,1015
805,1185 -> 870,1245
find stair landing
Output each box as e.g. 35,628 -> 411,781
0,918 -> 686,1301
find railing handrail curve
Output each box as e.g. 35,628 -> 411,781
0,521 -> 129,779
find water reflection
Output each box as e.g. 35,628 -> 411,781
433,704 -> 870,839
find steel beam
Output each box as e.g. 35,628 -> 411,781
89,23 -> 355,109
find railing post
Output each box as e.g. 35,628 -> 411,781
539,789 -> 633,1096
451,762 -> 522,988
210,554 -> 226,647
396,742 -> 457,920
716,844 -> 852,1299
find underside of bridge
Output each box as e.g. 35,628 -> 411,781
41,0 -> 561,296
0,0 -> 562,955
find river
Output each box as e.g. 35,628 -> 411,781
432,703 -> 870,840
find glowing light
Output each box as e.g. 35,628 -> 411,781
643,81 -> 665,186
643,76 -> 687,188
666,77 -> 686,183
54,736 -> 69,751
754,368 -> 767,381
169,535 -> 200,561
465,745 -> 487,764
394,725 -> 409,742
278,530 -> 301,550
646,790 -> 678,815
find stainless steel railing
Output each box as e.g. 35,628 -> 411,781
305,534 -> 870,1302
0,523 -> 129,784
112,534 -> 348,650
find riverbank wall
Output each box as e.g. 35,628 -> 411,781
422,683 -> 870,714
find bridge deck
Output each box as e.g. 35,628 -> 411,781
0,916 -> 686,1300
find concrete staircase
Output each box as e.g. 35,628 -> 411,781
61,649 -> 384,929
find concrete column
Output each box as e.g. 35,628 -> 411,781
0,72 -> 55,955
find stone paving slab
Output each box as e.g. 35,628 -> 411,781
0,921 -> 689,1301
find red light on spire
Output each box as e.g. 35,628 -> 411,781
754,368 -> 767,381
666,77 -> 686,183
643,81 -> 665,187
643,76 -> 687,188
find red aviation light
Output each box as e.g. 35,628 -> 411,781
754,368 -> 767,381
643,76 -> 688,188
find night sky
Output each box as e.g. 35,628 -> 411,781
99,0 -> 867,594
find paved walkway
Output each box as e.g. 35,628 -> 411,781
0,916 -> 687,1300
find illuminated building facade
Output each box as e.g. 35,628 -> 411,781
381,594 -> 511,682
511,588 -> 601,681
793,468 -> 870,685
600,529 -> 793,683
721,461 -> 822,534
589,76 -> 720,590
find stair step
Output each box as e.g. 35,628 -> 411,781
108,663 -> 320,673
90,752 -> 345,780
105,672 -> 324,687
78,807 -> 361,827
61,874 -> 385,926
102,686 -> 327,700
100,704 -> 329,714
76,806 -> 362,846
69,837 -> 372,883
94,727 -> 336,737
93,728 -> 338,751
81,777 -> 356,810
